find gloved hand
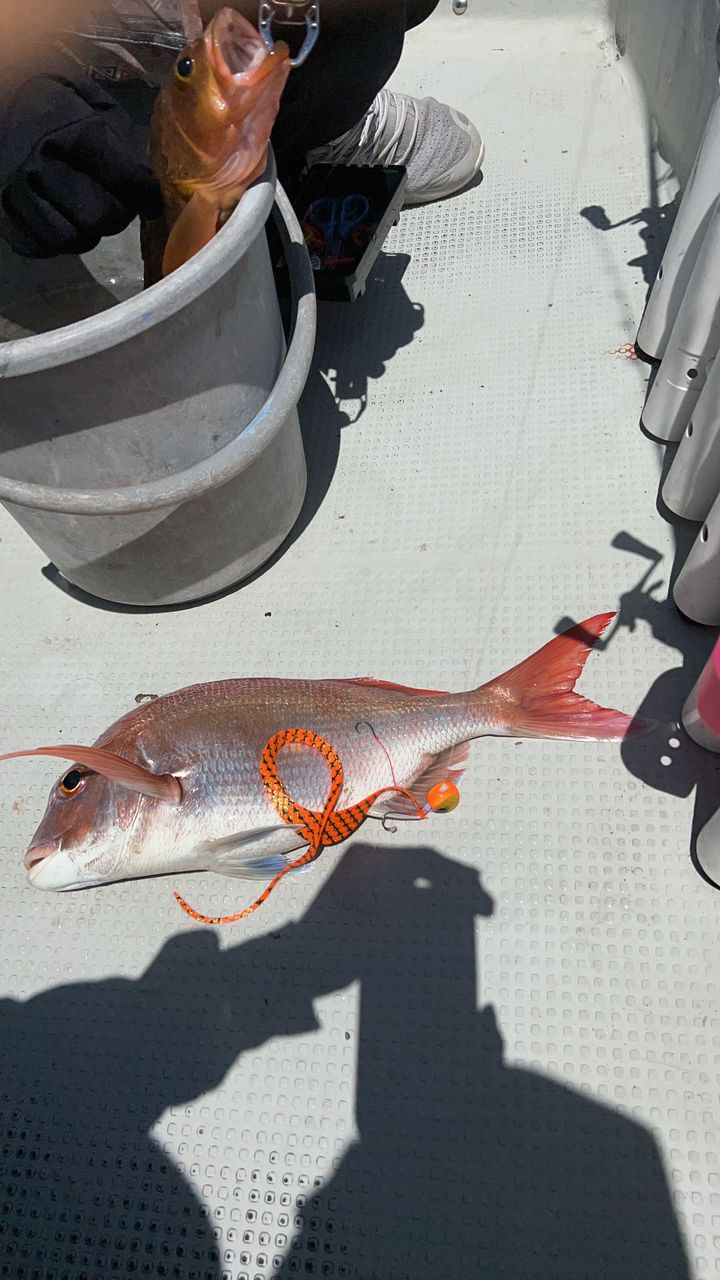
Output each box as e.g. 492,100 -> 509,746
0,64 -> 163,258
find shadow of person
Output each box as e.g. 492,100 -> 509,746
0,928 -> 322,1280
1,844 -> 689,1279
274,843 -> 689,1280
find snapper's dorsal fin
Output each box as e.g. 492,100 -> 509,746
330,677 -> 448,697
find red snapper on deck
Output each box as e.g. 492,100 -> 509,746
1,614 -> 644,899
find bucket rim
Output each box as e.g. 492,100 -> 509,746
0,156 -> 277,378
0,182 -> 316,516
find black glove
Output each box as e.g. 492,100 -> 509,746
0,64 -> 163,258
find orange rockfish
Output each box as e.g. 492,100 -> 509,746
148,6 -> 291,277
1,614 -> 645,896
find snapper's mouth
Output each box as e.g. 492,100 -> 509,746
24,843 -> 89,892
25,843 -> 52,873
209,8 -> 289,85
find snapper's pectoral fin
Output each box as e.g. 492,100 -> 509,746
195,824 -> 309,880
162,193 -> 222,277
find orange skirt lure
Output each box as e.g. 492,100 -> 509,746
174,727 -> 432,926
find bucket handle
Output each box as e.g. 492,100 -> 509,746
0,185 -> 317,516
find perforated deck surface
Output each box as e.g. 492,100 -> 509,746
1,8 -> 719,1280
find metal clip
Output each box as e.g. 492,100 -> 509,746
452,0 -> 468,13
259,1 -> 320,67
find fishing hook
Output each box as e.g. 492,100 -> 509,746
259,0 -> 320,67
368,809 -> 428,834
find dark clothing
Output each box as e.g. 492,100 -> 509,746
0,62 -> 162,258
0,0 -> 441,259
271,0 -> 441,168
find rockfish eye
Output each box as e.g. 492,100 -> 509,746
175,55 -> 195,83
59,768 -> 91,797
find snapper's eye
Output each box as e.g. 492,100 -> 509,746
175,55 -> 195,84
59,768 -> 90,797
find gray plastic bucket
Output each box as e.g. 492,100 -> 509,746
0,158 -> 316,607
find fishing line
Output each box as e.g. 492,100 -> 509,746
354,719 -> 426,831
355,719 -> 400,787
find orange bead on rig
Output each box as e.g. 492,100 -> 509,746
426,780 -> 461,813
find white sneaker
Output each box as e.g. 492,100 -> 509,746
306,89 -> 485,206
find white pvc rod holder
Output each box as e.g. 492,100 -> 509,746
682,640 -> 720,886
683,678 -> 720,752
696,807 -> 720,885
638,93 -> 720,360
674,496 -> 720,624
663,352 -> 720,520
641,196 -> 720,443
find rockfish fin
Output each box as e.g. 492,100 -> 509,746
195,823 -> 309,880
163,192 -> 222,276
372,743 -> 470,819
482,612 -> 644,740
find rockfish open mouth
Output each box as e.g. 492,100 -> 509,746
209,9 -> 289,84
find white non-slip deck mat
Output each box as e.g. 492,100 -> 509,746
1,9 -> 718,1278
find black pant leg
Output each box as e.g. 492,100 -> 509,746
272,0 -> 441,177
